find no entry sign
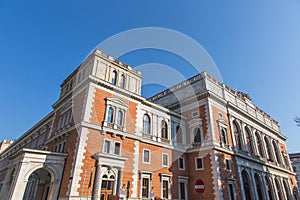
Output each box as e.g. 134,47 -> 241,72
195,179 -> 205,194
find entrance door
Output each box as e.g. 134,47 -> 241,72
100,175 -> 115,200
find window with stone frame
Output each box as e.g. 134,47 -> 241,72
195,157 -> 204,170
232,121 -> 243,150
143,114 -> 151,134
119,74 -> 125,88
111,70 -> 117,85
143,149 -> 151,164
244,127 -> 253,154
178,157 -> 185,170
161,120 -> 168,140
104,98 -> 128,131
176,125 -> 183,144
162,153 -> 169,167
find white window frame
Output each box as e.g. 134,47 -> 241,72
143,149 -> 151,164
178,177 -> 188,200
140,173 -> 152,199
160,175 -> 172,199
103,139 -> 112,154
195,157 -> 204,170
178,157 -> 185,170
225,159 -> 231,172
162,153 -> 169,167
114,141 -> 122,155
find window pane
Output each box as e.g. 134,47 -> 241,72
120,74 -> 125,88
143,150 -> 150,163
196,158 -> 203,169
104,140 -> 110,153
107,107 -> 114,123
116,110 -> 123,126
111,71 -> 117,85
179,158 -> 184,169
142,178 -> 149,198
163,154 -> 168,166
163,180 -> 168,198
180,182 -> 186,200
114,142 -> 121,155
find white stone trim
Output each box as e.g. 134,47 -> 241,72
131,141 -> 139,198
211,151 -> 222,200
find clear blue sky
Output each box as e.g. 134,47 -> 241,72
0,1 -> 300,152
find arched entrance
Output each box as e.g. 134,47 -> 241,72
100,171 -> 117,200
22,168 -> 52,200
242,170 -> 252,200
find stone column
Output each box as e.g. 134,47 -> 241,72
260,173 -> 269,200
92,161 -> 102,200
237,166 -> 246,200
250,169 -> 259,200
116,168 -> 123,196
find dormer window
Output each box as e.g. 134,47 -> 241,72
111,71 -> 117,85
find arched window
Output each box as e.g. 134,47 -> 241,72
245,127 -> 253,154
143,114 -> 151,134
254,173 -> 263,200
111,71 -> 117,85
233,121 -> 242,149
176,126 -> 182,144
116,110 -> 123,126
264,136 -> 273,161
242,170 -> 252,200
107,107 -> 114,123
265,176 -> 275,200
161,120 -> 168,140
272,141 -> 281,164
194,128 -> 202,143
275,178 -> 283,200
255,132 -> 264,157
119,74 -> 125,88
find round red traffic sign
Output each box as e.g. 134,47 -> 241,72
195,179 -> 205,194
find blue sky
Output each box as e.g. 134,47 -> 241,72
0,1 -> 300,152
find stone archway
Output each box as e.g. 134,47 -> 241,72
22,168 -> 52,200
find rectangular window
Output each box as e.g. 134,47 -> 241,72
178,157 -> 185,170
62,142 -> 66,152
228,182 -> 235,200
192,111 -> 199,118
143,149 -> 150,164
54,145 -> 57,152
162,153 -> 169,167
142,178 -> 149,198
114,142 -> 121,155
195,157 -> 204,170
103,140 -> 111,153
163,180 -> 169,198
179,182 -> 186,200
226,159 -> 231,171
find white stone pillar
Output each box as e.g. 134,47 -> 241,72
92,162 -> 102,200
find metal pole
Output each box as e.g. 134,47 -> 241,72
200,193 -> 202,200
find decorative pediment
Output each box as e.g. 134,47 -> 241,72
106,98 -> 128,108
188,118 -> 202,128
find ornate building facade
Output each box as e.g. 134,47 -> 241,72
290,153 -> 300,195
0,49 -> 297,200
